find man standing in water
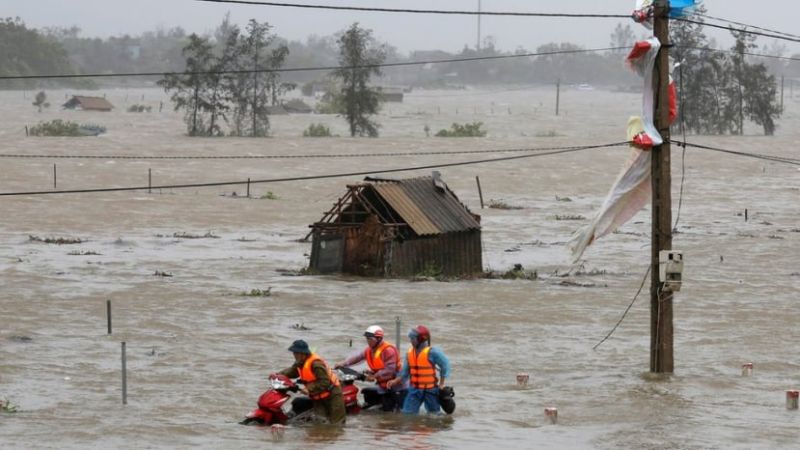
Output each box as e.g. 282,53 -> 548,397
335,325 -> 406,411
387,325 -> 451,414
279,340 -> 346,424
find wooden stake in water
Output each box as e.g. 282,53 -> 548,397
476,176 -> 484,209
121,342 -> 128,405
555,79 -> 560,116
148,169 -> 152,194
53,164 -> 57,189
107,300 -> 112,334
25,125 -> 28,136
247,178 -> 251,198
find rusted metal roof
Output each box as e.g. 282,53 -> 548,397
63,96 -> 114,111
371,176 -> 480,236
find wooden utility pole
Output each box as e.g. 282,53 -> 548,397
651,0 -> 673,373
477,0 -> 482,50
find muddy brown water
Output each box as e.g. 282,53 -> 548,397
1,86 -> 799,449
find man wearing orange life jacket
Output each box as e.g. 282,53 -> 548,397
335,325 -> 407,411
387,325 -> 451,415
278,339 -> 346,424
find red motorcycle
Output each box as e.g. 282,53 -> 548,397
240,369 -> 362,426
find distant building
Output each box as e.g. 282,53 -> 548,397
309,173 -> 482,277
376,86 -> 404,103
282,99 -> 313,114
62,96 -> 114,112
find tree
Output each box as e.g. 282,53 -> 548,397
332,23 -> 386,137
32,91 -> 49,112
225,20 -> 291,137
158,34 -> 215,136
609,23 -> 636,53
733,31 -> 782,135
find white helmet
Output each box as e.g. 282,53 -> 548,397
364,325 -> 384,338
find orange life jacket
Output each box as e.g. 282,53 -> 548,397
299,353 -> 340,400
365,341 -> 401,388
407,346 -> 437,389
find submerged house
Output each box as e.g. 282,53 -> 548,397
309,173 -> 482,277
63,96 -> 114,111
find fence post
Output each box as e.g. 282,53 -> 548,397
148,169 -> 152,194
121,342 -> 127,405
107,300 -> 112,334
53,164 -> 57,189
476,176 -> 485,209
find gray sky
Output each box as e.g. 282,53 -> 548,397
3,0 -> 798,54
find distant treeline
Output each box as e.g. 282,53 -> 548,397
5,14 -> 798,92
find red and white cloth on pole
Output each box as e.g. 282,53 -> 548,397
625,37 -> 662,149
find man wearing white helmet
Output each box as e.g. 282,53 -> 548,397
335,325 -> 406,411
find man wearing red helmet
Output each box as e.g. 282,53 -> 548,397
335,325 -> 406,411
387,325 -> 451,415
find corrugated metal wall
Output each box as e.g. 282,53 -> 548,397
388,231 -> 482,277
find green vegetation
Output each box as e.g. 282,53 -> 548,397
0,18 -> 80,89
302,123 -> 333,137
554,214 -> 586,221
240,287 -> 272,297
331,23 -> 386,137
260,191 -> 278,200
416,261 -> 443,279
535,129 -> 561,137
671,5 -> 783,135
159,18 -> 293,137
488,199 -> 523,210
502,264 -> 538,280
28,120 -> 105,137
32,91 -> 50,112
435,122 -> 487,137
127,104 -> 152,113
1,398 -> 19,413
29,235 -> 82,244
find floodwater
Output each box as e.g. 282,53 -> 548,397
1,85 -> 799,449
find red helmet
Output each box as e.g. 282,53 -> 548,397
414,325 -> 430,342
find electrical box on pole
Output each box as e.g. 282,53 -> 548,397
659,250 -> 683,291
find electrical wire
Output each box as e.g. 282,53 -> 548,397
0,143 -> 602,160
0,47 -> 626,81
679,45 -> 800,62
695,13 -> 800,40
671,140 -> 800,166
593,265 -> 651,350
0,141 -> 629,197
673,17 -> 800,44
194,0 -> 630,18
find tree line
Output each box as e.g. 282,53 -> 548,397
160,17 -> 385,137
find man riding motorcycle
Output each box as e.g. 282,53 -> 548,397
335,325 -> 407,412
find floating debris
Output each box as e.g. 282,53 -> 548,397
291,323 -> 311,331
555,195 -> 573,202
153,270 -> 173,277
488,199 -> 524,210
1,398 -> 20,413
557,280 -> 606,288
67,250 -> 102,256
241,288 -> 272,297
29,235 -> 82,245
9,335 -> 33,343
172,232 -> 219,239
554,214 -> 586,221
236,237 -> 257,242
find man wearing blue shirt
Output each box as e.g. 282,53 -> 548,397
387,325 -> 451,414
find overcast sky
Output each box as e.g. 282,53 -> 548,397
3,0 -> 798,54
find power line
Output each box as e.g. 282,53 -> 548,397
593,265 -> 650,351
194,0 -> 629,18
696,13 -> 800,40
679,46 -> 800,62
0,144 -> 601,160
0,47 -> 625,81
0,142 -> 628,197
673,17 -> 800,44
672,140 -> 800,166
